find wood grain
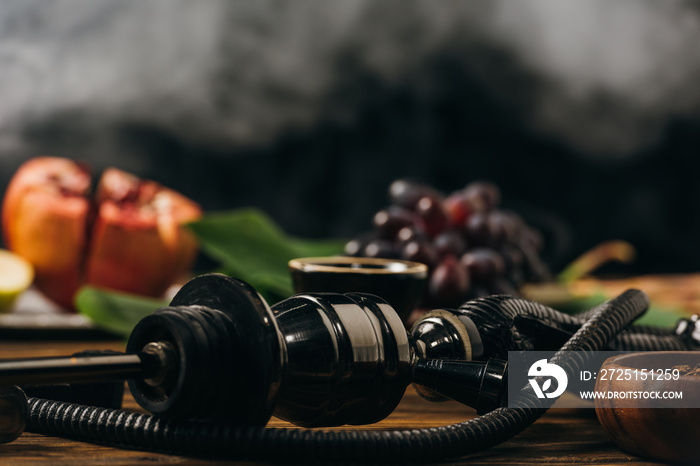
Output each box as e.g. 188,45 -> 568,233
0,340 -> 659,465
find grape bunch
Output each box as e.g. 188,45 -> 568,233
345,179 -> 551,308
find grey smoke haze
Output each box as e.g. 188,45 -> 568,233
0,0 -> 699,157
490,0 -> 700,155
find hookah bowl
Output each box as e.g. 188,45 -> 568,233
288,256 -> 428,324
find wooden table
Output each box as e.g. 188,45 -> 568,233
0,340 -> 663,465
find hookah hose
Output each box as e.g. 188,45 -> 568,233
458,294 -> 693,359
25,289 -> 648,463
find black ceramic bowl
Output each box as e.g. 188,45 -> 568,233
288,256 -> 428,323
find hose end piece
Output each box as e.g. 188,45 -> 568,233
0,386 -> 27,445
675,314 -> 700,349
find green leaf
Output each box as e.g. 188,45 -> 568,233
553,292 -> 609,315
188,208 -> 346,302
76,286 -> 167,338
634,304 -> 686,328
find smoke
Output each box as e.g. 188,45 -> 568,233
487,0 -> 700,155
0,0 -> 699,157
0,0 -> 223,151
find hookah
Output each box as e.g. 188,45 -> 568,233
0,273 -> 697,462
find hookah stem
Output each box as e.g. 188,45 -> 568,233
0,353 -> 147,386
25,289 -> 650,462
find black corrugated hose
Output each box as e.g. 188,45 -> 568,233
26,289 -> 650,463
458,294 -> 692,359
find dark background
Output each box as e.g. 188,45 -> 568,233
1,0 -> 699,275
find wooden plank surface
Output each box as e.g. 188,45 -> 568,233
0,340 -> 661,465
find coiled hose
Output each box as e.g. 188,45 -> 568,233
458,295 -> 692,359
26,290 -> 648,462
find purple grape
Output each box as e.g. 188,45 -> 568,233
396,226 -> 428,244
400,239 -> 438,268
463,181 -> 500,211
461,248 -> 506,282
428,255 -> 470,305
433,230 -> 467,258
443,192 -> 478,228
373,206 -> 417,239
345,238 -> 364,257
416,196 -> 448,237
389,179 -> 439,211
465,212 -> 491,246
344,232 -> 378,257
488,211 -> 522,246
363,239 -> 397,259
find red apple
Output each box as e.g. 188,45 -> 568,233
2,157 -> 202,309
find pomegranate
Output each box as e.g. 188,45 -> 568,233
2,157 -> 202,310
